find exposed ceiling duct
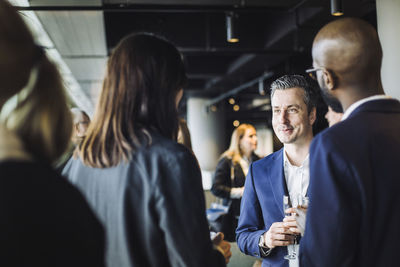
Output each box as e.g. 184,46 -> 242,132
15,0 -> 376,122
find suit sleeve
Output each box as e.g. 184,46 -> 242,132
211,157 -> 232,199
299,134 -> 360,267
236,163 -> 265,258
155,147 -> 226,267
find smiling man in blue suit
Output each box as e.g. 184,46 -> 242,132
299,18 -> 400,267
236,75 -> 317,267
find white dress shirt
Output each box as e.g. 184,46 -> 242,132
283,149 -> 310,204
258,150 -> 310,264
283,149 -> 310,267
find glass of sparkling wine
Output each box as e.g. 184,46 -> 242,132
283,195 -> 297,260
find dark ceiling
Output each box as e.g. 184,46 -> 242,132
102,0 -> 377,127
23,0 -> 377,127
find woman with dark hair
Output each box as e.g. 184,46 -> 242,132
0,1 -> 104,266
63,33 -> 230,267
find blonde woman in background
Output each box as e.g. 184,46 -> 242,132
0,1 -> 104,266
177,118 -> 192,151
211,123 -> 260,242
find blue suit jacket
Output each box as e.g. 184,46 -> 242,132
237,149 -> 289,267
300,99 -> 400,267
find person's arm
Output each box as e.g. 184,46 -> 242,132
237,164 -> 294,259
236,163 -> 265,257
211,232 -> 232,264
156,147 -> 227,267
211,157 -> 232,199
299,134 -> 360,267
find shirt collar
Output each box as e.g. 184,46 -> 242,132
341,95 -> 391,121
283,147 -> 309,169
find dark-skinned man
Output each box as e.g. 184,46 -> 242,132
300,18 -> 400,267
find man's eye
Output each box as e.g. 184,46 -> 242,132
288,108 -> 298,113
273,109 -> 280,114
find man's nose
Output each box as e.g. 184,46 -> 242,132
278,110 -> 288,123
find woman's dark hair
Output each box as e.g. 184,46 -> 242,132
80,33 -> 187,168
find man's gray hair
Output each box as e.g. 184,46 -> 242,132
270,74 -> 318,114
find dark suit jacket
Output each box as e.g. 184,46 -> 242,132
300,99 -> 400,267
236,149 -> 289,267
63,133 -> 225,267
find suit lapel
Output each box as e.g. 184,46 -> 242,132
267,149 -> 286,217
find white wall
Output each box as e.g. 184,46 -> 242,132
376,0 -> 400,100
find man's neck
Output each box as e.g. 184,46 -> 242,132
284,138 -> 312,167
242,151 -> 252,160
338,82 -> 385,111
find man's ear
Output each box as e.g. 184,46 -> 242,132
323,69 -> 336,90
309,107 -> 317,125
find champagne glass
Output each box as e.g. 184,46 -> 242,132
283,195 -> 297,260
301,196 -> 309,209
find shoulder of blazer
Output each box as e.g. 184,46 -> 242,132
252,148 -> 283,169
249,149 -> 284,187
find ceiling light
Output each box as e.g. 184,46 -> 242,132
233,120 -> 240,127
331,0 -> 344,16
228,98 -> 235,105
233,105 -> 240,111
226,12 -> 239,43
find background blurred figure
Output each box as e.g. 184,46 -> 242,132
63,33 -> 230,267
325,106 -> 343,127
177,118 -> 192,151
57,108 -> 91,170
324,97 -> 343,127
70,107 -> 91,145
211,123 -> 259,242
0,1 -> 104,266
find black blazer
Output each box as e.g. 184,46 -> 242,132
211,154 -> 260,218
63,133 -> 225,267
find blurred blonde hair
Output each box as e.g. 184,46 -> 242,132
0,0 -> 72,164
221,123 -> 256,165
177,118 -> 192,150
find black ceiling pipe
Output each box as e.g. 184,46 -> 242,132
15,4 -> 287,13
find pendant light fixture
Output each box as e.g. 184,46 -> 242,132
226,12 -> 239,43
331,0 -> 344,16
